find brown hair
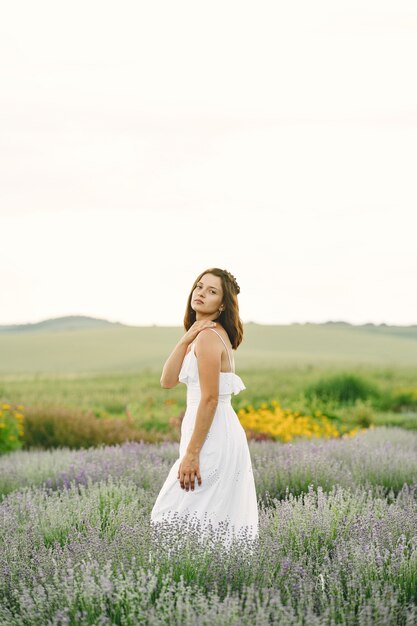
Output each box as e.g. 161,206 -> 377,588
183,268 -> 244,349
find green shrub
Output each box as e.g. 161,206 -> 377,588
340,399 -> 376,428
21,405 -> 171,450
304,373 -> 381,405
368,387 -> 417,412
289,392 -> 343,424
390,387 -> 417,411
0,402 -> 25,453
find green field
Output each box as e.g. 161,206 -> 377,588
1,318 -> 417,376
1,318 -> 417,449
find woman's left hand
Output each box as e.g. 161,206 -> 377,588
178,452 -> 202,491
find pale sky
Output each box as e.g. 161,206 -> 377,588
1,1 -> 416,326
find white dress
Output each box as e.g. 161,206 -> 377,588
150,328 -> 259,548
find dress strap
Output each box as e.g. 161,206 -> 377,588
207,328 -> 234,373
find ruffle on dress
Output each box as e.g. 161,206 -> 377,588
178,348 -> 246,396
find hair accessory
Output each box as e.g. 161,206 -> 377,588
222,269 -> 240,295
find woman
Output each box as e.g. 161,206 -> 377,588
150,268 -> 259,548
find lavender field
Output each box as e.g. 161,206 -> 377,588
1,427 -> 416,625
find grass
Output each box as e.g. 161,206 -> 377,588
1,322 -> 417,376
1,365 -> 416,448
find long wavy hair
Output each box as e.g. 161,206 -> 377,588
183,268 -> 244,349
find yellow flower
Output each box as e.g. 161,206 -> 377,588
238,401 -> 361,443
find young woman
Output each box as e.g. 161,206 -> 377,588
150,268 -> 259,548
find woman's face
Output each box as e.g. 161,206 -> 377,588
191,273 -> 223,318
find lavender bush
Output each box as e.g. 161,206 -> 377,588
0,427 -> 416,625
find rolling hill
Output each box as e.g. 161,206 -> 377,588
0,316 -> 416,376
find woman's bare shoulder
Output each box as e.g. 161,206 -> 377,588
198,324 -> 232,349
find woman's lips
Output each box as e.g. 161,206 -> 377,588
194,300 -> 204,304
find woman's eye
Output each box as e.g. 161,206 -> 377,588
196,285 -> 215,294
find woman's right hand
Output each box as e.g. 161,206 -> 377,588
181,320 -> 217,346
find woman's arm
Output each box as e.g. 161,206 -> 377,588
160,338 -> 189,388
178,329 -> 222,490
185,329 -> 221,454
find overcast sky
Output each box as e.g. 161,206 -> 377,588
1,1 -> 416,327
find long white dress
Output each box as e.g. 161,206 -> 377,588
150,328 -> 259,548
